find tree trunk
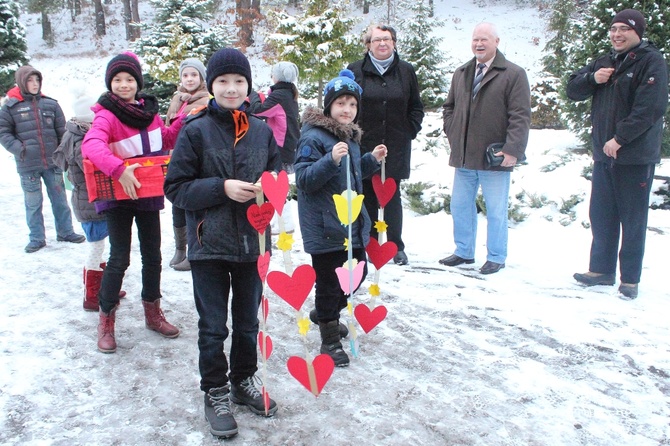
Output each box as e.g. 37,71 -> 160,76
129,0 -> 141,40
41,11 -> 53,44
236,0 -> 254,47
428,0 -> 434,17
252,0 -> 261,14
122,0 -> 132,40
94,0 -> 106,36
363,0 -> 369,14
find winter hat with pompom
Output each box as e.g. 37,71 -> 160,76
72,94 -> 96,123
206,48 -> 252,95
105,52 -> 143,93
323,69 -> 363,118
271,61 -> 299,84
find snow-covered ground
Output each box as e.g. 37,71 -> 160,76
1,1 -> 669,445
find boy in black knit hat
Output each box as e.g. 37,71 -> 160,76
164,48 -> 281,438
295,69 -> 387,367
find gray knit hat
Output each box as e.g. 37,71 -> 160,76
271,61 -> 299,84
179,58 -> 206,82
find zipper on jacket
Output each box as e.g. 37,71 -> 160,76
32,96 -> 48,169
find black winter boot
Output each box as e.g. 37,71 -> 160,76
319,320 -> 349,367
309,309 -> 349,339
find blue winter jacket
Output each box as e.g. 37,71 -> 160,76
295,107 -> 380,255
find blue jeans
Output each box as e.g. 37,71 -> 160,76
588,162 -> 654,284
99,207 -> 162,313
450,168 -> 510,264
19,167 -> 75,242
191,260 -> 262,392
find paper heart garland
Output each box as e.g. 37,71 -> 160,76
354,304 -> 388,333
371,175 -> 397,208
335,260 -> 366,295
261,171 -> 289,216
333,190 -> 364,226
267,264 -> 316,311
258,331 -> 273,360
287,354 -> 335,396
257,251 -> 270,283
247,202 -> 275,234
365,238 -> 398,270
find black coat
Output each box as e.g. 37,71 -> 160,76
0,87 -> 66,174
247,82 -> 300,166
567,41 -> 668,165
164,103 -> 281,263
348,53 -> 424,179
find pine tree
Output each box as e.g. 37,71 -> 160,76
560,0 -> 670,155
265,0 -> 361,107
132,0 -> 233,85
0,0 -> 28,95
395,1 -> 450,109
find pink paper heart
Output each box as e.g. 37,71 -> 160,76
371,174 -> 397,208
261,171 -> 289,216
335,260 -> 366,295
257,251 -> 270,283
258,331 -> 273,360
354,304 -> 388,333
365,238 -> 398,270
267,264 -> 316,311
287,354 -> 335,396
247,202 -> 275,234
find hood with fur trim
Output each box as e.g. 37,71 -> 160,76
300,106 -> 362,144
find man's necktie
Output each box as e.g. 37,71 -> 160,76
472,63 -> 487,98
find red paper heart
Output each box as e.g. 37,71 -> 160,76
365,238 -> 398,270
258,331 -> 273,360
261,171 -> 289,216
267,264 -> 316,311
257,251 -> 270,283
261,296 -> 269,323
287,354 -> 335,396
247,202 -> 275,234
354,304 -> 388,333
371,174 -> 397,208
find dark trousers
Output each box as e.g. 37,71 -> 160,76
191,260 -> 262,392
99,207 -> 162,313
172,204 -> 186,228
311,248 -> 367,322
588,161 -> 654,284
363,178 -> 404,251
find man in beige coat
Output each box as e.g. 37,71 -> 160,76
440,23 -> 531,274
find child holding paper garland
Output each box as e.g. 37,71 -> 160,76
164,48 -> 281,438
295,69 -> 387,366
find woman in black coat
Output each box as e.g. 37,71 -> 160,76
348,24 -> 424,265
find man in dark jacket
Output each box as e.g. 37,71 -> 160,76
348,24 -> 424,265
440,23 -> 531,275
567,9 -> 668,299
0,65 -> 84,253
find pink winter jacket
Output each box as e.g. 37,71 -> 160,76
82,104 -> 183,180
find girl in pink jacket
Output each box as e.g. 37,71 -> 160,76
82,52 -> 184,354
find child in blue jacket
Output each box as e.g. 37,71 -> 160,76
295,69 -> 387,366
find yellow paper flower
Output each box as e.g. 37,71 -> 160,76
374,220 -> 388,233
347,301 -> 353,315
297,316 -> 310,336
369,283 -> 380,296
333,190 -> 364,225
276,232 -> 294,251
343,238 -> 349,251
